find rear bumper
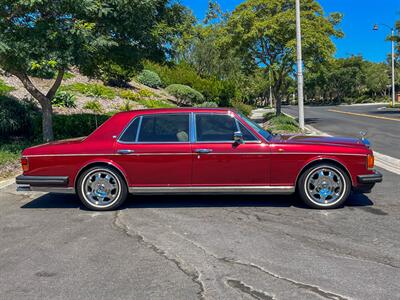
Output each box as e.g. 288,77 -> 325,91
357,171 -> 383,184
16,175 -> 74,194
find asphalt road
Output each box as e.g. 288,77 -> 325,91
1,166 -> 400,299
283,104 -> 400,159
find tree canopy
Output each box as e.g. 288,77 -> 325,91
0,0 -> 186,141
220,0 -> 343,114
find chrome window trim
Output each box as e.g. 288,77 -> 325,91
117,113 -> 191,145
194,112 -> 261,143
135,116 -> 143,142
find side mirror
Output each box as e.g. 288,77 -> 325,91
233,131 -> 244,144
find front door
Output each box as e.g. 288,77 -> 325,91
191,113 -> 269,186
114,113 -> 192,187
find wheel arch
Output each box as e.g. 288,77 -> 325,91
74,160 -> 129,191
295,157 -> 353,190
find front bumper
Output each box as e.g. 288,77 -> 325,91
357,171 -> 383,184
16,175 -> 74,194
354,171 -> 383,194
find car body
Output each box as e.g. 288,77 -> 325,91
16,108 -> 382,210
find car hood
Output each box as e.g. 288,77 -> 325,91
271,134 -> 366,147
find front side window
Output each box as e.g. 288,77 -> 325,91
196,114 -> 237,142
195,114 -> 258,142
137,114 -> 189,142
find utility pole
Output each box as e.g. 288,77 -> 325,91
295,0 -> 305,130
373,24 -> 396,107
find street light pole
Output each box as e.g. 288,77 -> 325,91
373,24 -> 396,107
295,0 -> 305,130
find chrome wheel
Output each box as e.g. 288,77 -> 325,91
81,169 -> 121,208
304,166 -> 346,206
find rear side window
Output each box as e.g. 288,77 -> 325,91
119,117 -> 140,142
137,114 -> 189,142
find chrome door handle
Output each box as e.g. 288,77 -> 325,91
194,149 -> 213,154
117,149 -> 134,154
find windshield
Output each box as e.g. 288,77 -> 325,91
238,113 -> 272,141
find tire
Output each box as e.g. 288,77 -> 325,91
77,166 -> 128,211
298,163 -> 351,209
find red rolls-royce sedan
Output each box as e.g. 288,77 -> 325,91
16,108 -> 382,210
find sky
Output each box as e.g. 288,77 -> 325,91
181,0 -> 399,63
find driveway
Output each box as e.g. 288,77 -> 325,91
283,104 -> 400,159
1,166 -> 400,299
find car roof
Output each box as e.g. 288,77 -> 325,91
116,107 -> 236,116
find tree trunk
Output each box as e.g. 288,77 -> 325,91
41,100 -> 54,142
12,69 -> 64,142
275,96 -> 282,116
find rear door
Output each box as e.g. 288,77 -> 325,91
114,113 -> 192,187
191,113 -> 269,186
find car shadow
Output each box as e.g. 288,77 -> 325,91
20,192 -> 374,210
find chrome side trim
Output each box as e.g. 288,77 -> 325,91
128,186 -> 295,195
17,185 -> 75,194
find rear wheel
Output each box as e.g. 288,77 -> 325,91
298,163 -> 351,209
77,166 -> 127,211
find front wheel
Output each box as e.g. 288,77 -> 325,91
298,163 -> 351,209
77,166 -> 128,211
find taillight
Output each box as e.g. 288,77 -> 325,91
21,157 -> 29,172
367,154 -> 374,170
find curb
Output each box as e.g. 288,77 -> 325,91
0,177 -> 15,190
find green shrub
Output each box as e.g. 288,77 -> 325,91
231,101 -> 253,116
0,79 -> 14,95
0,96 -> 38,139
195,101 -> 219,108
83,100 -> 103,114
62,83 -> 116,99
166,84 -> 204,105
138,99 -> 176,109
138,89 -> 155,98
52,91 -> 76,108
119,90 -> 140,101
136,70 -> 162,88
144,61 -> 235,106
263,113 -> 300,133
119,90 -> 175,108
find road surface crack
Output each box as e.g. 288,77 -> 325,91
112,211 -> 206,299
226,278 -> 274,300
172,232 -> 348,300
220,258 -> 348,300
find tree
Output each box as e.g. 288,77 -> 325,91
363,62 -> 389,98
0,0 -> 186,141
221,0 -> 343,115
